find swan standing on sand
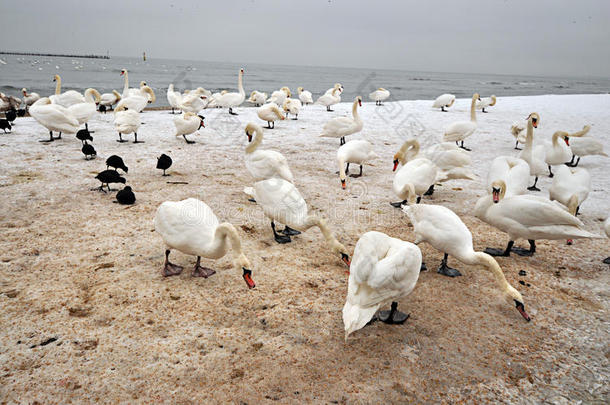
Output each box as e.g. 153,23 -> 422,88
391,148 -> 437,208
432,93 -> 455,112
320,96 -> 363,145
443,93 -> 480,150
476,95 -> 497,113
402,204 -> 531,321
267,87 -> 291,106
297,87 -> 313,105
100,90 -> 121,111
244,178 -> 351,268
154,198 -> 256,288
369,88 -> 390,105
518,113 -> 546,191
566,125 -> 608,167
166,84 -> 182,114
337,140 -> 377,189
315,84 -> 342,112
113,104 -> 142,143
67,88 -> 101,132
343,231 -> 422,339
29,97 -> 79,142
173,112 -> 204,144
49,75 -> 84,107
21,88 -> 40,108
216,68 -> 245,115
544,131 -> 572,177
487,156 -> 530,197
474,180 -> 599,257
548,165 -> 591,216
247,91 -> 267,106
282,98 -> 302,119
244,123 -> 293,183
257,103 -> 285,129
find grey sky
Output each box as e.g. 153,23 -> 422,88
1,0 -> 609,77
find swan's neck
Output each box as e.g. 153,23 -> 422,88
84,89 -> 95,103
551,132 -> 559,147
398,140 -> 419,164
338,156 -> 346,182
352,100 -> 361,122
55,77 -> 61,95
238,72 -> 244,96
470,95 -> 477,122
567,194 -> 579,215
471,252 -> 511,292
303,216 -> 343,253
210,222 -> 242,257
122,72 -> 129,98
525,119 -> 534,147
245,127 -> 263,154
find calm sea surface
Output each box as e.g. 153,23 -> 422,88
1,55 -> 608,107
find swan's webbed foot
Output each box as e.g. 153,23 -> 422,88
511,240 -> 536,257
116,133 -> 127,143
459,145 -> 471,151
424,184 -> 435,196
390,200 -> 407,208
437,253 -> 462,277
163,250 -> 184,276
340,137 -> 345,145
272,221 -> 291,244
378,302 -> 410,324
229,108 -> 238,116
247,198 -> 256,203
420,262 -> 427,272
39,131 -> 55,142
193,257 -> 216,278
527,186 -> 540,192
603,257 -> 610,264
548,166 -> 554,178
132,133 -> 143,144
485,241 -> 514,257
349,165 -> 363,178
281,226 -> 301,236
183,135 -> 195,144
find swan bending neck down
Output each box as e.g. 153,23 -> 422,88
244,123 -> 294,182
154,198 -> 255,288
402,203 -> 530,321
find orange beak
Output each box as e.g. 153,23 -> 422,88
393,159 -> 399,172
242,268 -> 255,289
358,99 -> 362,107
492,189 -> 500,203
564,137 -> 570,146
341,254 -> 351,268
341,179 -> 346,189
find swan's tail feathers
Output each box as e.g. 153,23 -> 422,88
342,300 -> 381,341
243,187 -> 256,199
436,168 -> 477,182
529,226 -> 602,240
570,125 -> 591,138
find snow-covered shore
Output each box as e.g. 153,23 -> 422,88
0,94 -> 608,403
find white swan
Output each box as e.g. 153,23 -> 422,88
402,204 -> 530,321
100,90 -> 121,111
21,88 -> 40,107
244,178 -> 351,265
113,104 -> 142,143
244,122 -> 293,183
49,74 -> 84,107
216,68 -> 245,115
166,84 -> 182,114
432,93 -> 455,112
324,83 -> 343,95
320,96 -> 363,145
487,156 -> 530,197
474,180 -> 599,257
544,131 -> 572,177
476,95 -> 497,113
369,88 -> 390,105
154,198 -> 256,288
337,140 -> 378,189
29,97 -> 79,142
510,121 -> 527,150
443,93 -> 480,150
247,90 -> 267,106
393,139 -> 475,196
548,165 -> 590,216
120,70 -> 155,102
67,88 -> 101,131
266,87 -> 291,106
566,125 -> 608,167
179,93 -> 207,113
173,112 -> 204,144
518,113 -> 546,191
282,98 -> 302,119
343,231 -> 422,339
391,152 -> 437,207
257,102 -> 285,129
315,84 -> 342,112
297,87 -> 313,105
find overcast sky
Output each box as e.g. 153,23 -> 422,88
1,0 -> 609,77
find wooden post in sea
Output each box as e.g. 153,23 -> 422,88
143,52 -> 147,61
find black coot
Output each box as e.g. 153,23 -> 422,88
106,155 -> 128,173
156,154 -> 172,176
0,119 -> 11,133
115,186 -> 136,205
82,143 -> 97,160
5,109 -> 17,123
94,170 -> 126,192
76,129 -> 93,144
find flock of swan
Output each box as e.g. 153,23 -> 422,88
1,67 -> 608,341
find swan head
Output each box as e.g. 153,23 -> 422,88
112,90 -> 122,100
120,69 -> 127,76
280,87 -> 291,97
240,68 -> 244,75
330,240 -> 350,267
505,285 -> 530,322
297,87 -> 304,93
21,88 -> 27,96
526,112 -> 540,128
473,93 -> 481,101
142,86 -> 156,103
393,139 -> 418,169
139,81 -> 147,87
235,253 -> 255,289
53,74 -> 60,82
197,115 -> 205,129
356,96 -> 362,107
490,95 -> 497,106
244,122 -> 260,142
491,180 -> 506,203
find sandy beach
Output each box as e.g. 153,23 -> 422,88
1,94 -> 608,403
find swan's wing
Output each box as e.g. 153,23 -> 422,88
321,117 -> 356,137
253,179 -> 307,225
500,196 -> 584,227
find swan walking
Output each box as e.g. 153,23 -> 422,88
432,93 -> 455,112
320,96 -> 363,145
216,68 -> 245,115
244,123 -> 293,183
443,93 -> 480,150
369,88 -> 390,105
474,180 -> 599,257
29,97 -> 80,142
154,198 -> 256,288
343,231 -> 422,339
173,112 -> 204,144
402,204 -> 531,321
337,140 -> 378,189
297,87 -> 313,105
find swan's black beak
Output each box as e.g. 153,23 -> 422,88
242,268 -> 255,289
358,99 -> 362,107
393,159 -> 399,172
341,253 -> 351,268
532,118 -> 538,128
514,300 -> 531,322
245,129 -> 252,142
341,179 -> 346,190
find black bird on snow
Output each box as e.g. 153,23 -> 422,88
115,186 -> 136,205
106,155 -> 128,173
156,154 -> 172,176
76,128 -> 93,144
0,119 -> 11,133
5,109 -> 17,123
94,170 -> 126,192
82,143 -> 97,160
